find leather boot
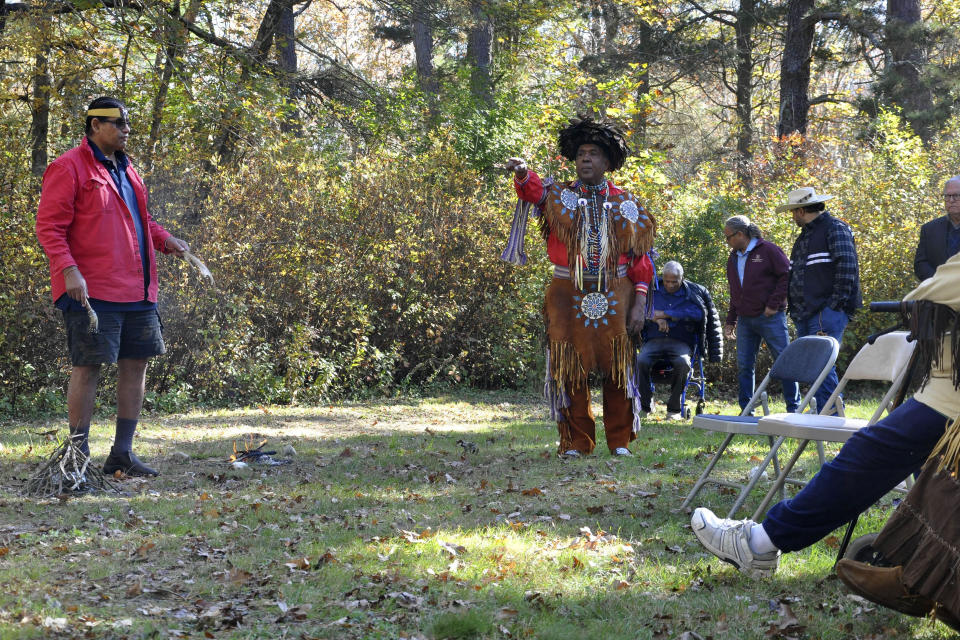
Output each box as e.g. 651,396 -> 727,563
836,559 -> 934,617
102,450 -> 159,477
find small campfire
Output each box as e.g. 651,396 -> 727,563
228,436 -> 290,466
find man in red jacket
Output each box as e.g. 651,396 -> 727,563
501,117 -> 656,457
35,96 -> 190,479
722,215 -> 799,413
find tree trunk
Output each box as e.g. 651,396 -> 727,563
412,3 -> 438,116
59,73 -> 82,144
631,20 -> 651,146
734,0 -> 756,181
147,0 -> 202,166
886,0 -> 933,141
276,1 -> 299,133
30,45 -> 51,176
202,0 -> 293,177
466,0 -> 493,108
777,0 -> 815,139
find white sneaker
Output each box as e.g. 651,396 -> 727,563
690,507 -> 780,578
666,412 -> 683,421
613,447 -> 632,457
561,450 -> 582,458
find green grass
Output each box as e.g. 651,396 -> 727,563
0,390 -> 954,639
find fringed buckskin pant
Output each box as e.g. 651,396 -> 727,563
544,276 -> 636,455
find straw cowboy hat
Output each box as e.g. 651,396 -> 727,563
775,187 -> 835,212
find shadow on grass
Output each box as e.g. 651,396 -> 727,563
0,397 -> 941,640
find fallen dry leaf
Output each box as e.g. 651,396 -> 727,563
439,541 -> 467,557
284,556 -> 311,570
226,568 -> 253,585
776,602 -> 803,632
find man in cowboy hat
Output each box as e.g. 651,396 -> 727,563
777,186 -> 861,413
501,117 -> 656,458
35,96 -> 190,480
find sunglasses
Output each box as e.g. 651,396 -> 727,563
98,117 -> 131,128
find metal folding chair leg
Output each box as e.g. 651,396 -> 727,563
751,438 -> 813,521
680,432 -> 735,510
834,515 -> 860,569
725,435 -> 783,518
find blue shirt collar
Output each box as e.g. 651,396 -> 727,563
86,137 -> 129,171
737,237 -> 758,257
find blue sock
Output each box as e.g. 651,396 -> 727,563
112,418 -> 138,453
69,423 -> 90,458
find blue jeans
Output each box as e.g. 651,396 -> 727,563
762,399 -> 949,552
736,312 -> 799,413
793,306 -> 849,414
636,338 -> 691,413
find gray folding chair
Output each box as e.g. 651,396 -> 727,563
749,331 -> 916,520
680,335 -> 839,517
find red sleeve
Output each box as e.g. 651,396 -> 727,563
35,160 -> 79,277
514,170 -> 545,205
627,253 -> 654,295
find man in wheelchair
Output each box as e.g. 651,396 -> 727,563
636,261 -> 722,420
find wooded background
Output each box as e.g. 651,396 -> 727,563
2,0 -> 958,414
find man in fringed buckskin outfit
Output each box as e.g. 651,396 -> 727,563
501,117 -> 656,458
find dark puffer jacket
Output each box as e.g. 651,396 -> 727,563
675,279 -> 723,363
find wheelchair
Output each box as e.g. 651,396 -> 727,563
648,341 -> 706,419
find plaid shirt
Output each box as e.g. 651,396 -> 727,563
788,212 -> 861,321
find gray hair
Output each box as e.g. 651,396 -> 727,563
662,260 -> 684,278
724,214 -> 763,239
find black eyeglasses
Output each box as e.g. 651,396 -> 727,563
943,194 -> 960,201
723,231 -> 738,240
98,117 -> 131,128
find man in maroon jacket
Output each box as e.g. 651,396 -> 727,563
722,215 -> 799,413
36,96 -> 189,480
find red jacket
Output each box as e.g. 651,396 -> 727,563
514,170 -> 653,293
36,139 -> 171,303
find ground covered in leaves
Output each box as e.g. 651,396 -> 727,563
0,390 -> 955,639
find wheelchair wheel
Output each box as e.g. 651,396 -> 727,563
843,533 -> 893,567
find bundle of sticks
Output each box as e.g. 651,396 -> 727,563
24,436 -> 120,497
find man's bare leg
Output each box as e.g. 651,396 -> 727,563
116,358 -> 147,421
67,365 -> 100,457
103,358 -> 157,476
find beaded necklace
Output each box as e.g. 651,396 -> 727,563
575,181 -> 611,291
